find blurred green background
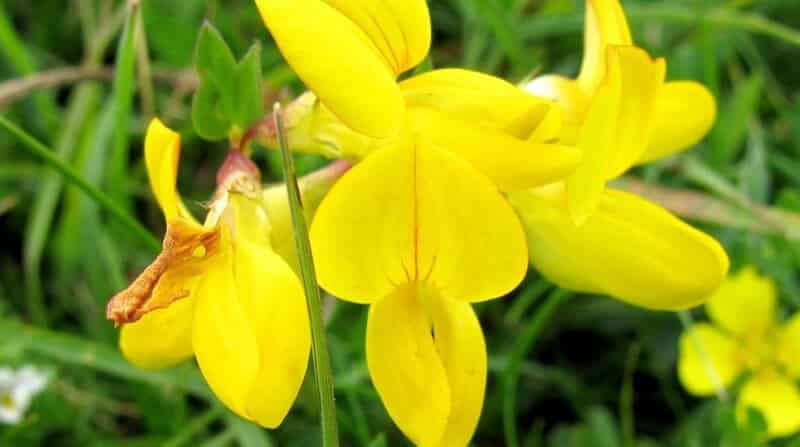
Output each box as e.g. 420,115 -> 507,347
1,0 -> 800,445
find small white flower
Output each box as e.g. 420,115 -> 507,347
0,366 -> 48,425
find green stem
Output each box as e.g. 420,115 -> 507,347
163,406 -> 225,447
273,103 -> 340,447
502,289 -> 570,447
0,115 -> 160,252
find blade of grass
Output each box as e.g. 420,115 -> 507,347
0,115 -> 160,252
502,289 -> 570,447
273,103 -> 340,447
0,318 -> 208,396
22,84 -> 101,326
0,3 -> 58,132
107,2 -> 139,204
163,407 -> 225,447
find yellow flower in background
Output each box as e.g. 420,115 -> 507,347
254,1 -> 584,444
106,119 -> 310,429
509,0 -> 728,310
678,267 -> 800,438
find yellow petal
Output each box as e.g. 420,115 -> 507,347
322,0 -> 431,75
144,119 -> 181,220
677,323 -> 742,396
508,185 -> 729,310
778,313 -> 800,379
603,46 -> 666,178
235,239 -> 310,428
192,231 -> 309,428
192,246 -> 259,419
567,46 -> 665,223
401,68 -> 553,138
578,0 -> 633,92
408,107 -> 582,191
706,266 -> 776,337
310,136 -> 528,303
366,285 -> 451,446
255,0 -> 404,138
565,52 -> 622,224
119,296 -> 195,369
737,373 -> 800,438
427,290 -> 487,447
639,81 -> 717,164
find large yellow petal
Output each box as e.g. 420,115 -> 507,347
737,373 -> 800,438
322,0 -> 430,75
192,246 -> 260,419
778,313 -> 800,379
408,107 -> 582,191
639,81 -> 717,164
310,137 -> 528,303
705,266 -> 776,338
509,185 -> 729,310
119,295 -> 195,369
235,239 -> 310,428
567,46 -> 665,223
578,0 -> 632,92
144,119 -> 181,220
427,290 -> 487,447
677,323 -> 742,396
194,198 -> 310,428
565,51 -> 622,224
255,0 -> 404,138
366,285 -> 451,446
401,68 -> 553,138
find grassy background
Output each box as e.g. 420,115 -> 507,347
1,0 -> 800,445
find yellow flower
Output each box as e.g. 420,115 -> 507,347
678,267 -> 800,438
509,0 -> 728,310
254,1 -> 582,444
106,119 -> 310,428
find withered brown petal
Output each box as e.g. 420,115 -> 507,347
106,220 -> 220,326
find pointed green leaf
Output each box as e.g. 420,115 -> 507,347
233,42 -> 265,129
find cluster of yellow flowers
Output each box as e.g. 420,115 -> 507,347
105,0 -> 736,445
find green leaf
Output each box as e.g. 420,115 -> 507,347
194,22 -> 237,117
192,81 -> 231,141
366,434 -> 387,447
233,42 -> 265,130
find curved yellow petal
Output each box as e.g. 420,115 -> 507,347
639,81 -> 717,164
255,0 -> 404,138
366,285 -> 451,446
322,0 -> 431,75
427,291 -> 487,447
401,68 -> 553,138
509,185 -> 729,310
408,107 -> 582,191
677,323 -> 742,396
566,52 -> 622,224
310,137 -> 528,303
778,313 -> 800,379
567,46 -> 665,223
194,200 -> 309,428
119,296 -> 195,369
145,119 -> 181,220
235,239 -> 310,428
578,0 -> 632,92
706,266 -> 776,337
737,373 -> 800,438
192,246 -> 259,419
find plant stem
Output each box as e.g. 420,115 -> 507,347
502,289 -> 569,447
0,115 -> 160,252
273,103 -> 340,447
